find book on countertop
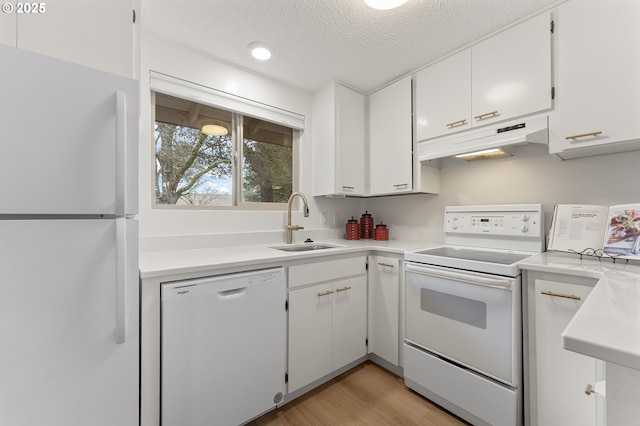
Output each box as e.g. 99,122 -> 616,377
548,203 -> 640,258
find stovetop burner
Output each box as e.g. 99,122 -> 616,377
405,204 -> 545,276
413,246 -> 532,265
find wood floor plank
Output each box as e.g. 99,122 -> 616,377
248,362 -> 468,426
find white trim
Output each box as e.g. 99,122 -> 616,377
150,71 -> 305,130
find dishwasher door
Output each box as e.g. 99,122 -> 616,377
161,267 -> 286,426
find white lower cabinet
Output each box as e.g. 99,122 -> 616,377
367,255 -> 400,366
287,257 -> 367,393
525,272 -> 603,426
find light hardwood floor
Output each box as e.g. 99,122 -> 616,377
248,361 -> 469,426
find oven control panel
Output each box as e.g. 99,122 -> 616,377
445,209 -> 542,237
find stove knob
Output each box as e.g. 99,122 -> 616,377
452,223 -> 459,230
520,224 -> 529,233
520,214 -> 529,222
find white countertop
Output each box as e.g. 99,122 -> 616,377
139,238 -> 433,279
519,252 -> 640,371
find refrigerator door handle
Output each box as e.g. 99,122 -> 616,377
115,218 -> 128,344
115,91 -> 127,217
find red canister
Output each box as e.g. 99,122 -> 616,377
374,222 -> 389,241
360,211 -> 374,239
345,217 -> 360,240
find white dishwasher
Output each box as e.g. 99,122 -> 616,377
161,267 -> 286,426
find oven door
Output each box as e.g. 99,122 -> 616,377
405,262 -> 519,386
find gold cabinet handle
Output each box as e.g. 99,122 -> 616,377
565,131 -> 603,140
446,119 -> 467,128
585,384 -> 595,395
393,183 -> 409,188
377,262 -> 395,268
317,290 -> 334,297
541,291 -> 581,301
342,185 -> 355,190
335,286 -> 352,293
474,111 -> 498,120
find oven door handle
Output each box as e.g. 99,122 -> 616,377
405,264 -> 514,289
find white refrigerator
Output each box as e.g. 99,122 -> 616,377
0,44 -> 139,425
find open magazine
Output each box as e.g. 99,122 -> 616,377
548,204 -> 640,258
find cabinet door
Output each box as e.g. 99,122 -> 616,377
332,275 -> 367,370
472,12 -> 552,126
415,49 -> 472,141
369,77 -> 413,195
534,279 -> 596,426
288,283 -> 333,393
16,0 -> 134,77
550,0 -> 640,157
0,12 -> 16,46
368,256 -> 400,366
335,84 -> 366,195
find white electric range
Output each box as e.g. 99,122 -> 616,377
403,204 -> 545,426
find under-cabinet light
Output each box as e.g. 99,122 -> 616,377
454,148 -> 513,161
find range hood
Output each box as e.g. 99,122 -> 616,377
418,116 -> 549,161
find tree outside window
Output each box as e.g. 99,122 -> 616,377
154,93 -> 294,208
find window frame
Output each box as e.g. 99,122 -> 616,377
150,90 -> 300,211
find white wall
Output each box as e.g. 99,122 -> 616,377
365,144 -> 640,243
138,31 -> 362,239
138,31 -> 640,246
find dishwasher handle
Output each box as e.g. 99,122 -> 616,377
405,263 -> 514,289
218,287 -> 247,299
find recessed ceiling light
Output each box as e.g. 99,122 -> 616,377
248,42 -> 272,60
364,0 -> 408,10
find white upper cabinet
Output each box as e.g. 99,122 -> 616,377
0,12 -> 16,46
472,12 -> 552,127
550,0 -> 640,159
12,0 -> 134,77
415,50 -> 472,141
369,76 -> 413,195
313,82 -> 366,196
415,12 -> 552,142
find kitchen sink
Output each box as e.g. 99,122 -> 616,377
270,243 -> 346,252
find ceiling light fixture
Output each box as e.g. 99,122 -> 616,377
248,42 -> 272,60
201,124 -> 229,136
455,148 -> 513,161
364,0 -> 409,10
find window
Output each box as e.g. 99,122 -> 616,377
153,92 -> 297,209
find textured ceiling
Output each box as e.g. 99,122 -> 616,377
142,0 -> 560,93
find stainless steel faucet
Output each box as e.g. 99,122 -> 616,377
286,192 -> 309,244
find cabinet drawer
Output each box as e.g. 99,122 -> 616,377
288,256 -> 366,288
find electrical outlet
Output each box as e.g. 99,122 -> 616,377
320,212 -> 327,225
332,212 -> 341,226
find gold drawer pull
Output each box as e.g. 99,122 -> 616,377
335,286 -> 352,293
446,119 -> 467,128
585,384 -> 595,395
565,131 -> 602,140
541,291 -> 581,301
474,111 -> 498,120
342,185 -> 355,190
393,183 -> 409,188
377,262 -> 395,268
317,290 -> 334,297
